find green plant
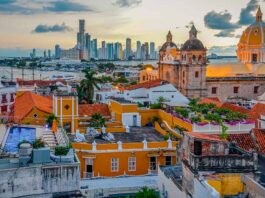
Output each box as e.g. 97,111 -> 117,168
32,138 -> 45,149
204,113 -> 221,122
54,146 -> 69,156
219,121 -> 228,139
150,103 -> 161,109
137,102 -> 144,107
135,187 -> 159,198
89,113 -> 105,128
157,96 -> 166,104
174,107 -> 189,118
190,116 -> 202,123
46,113 -> 57,127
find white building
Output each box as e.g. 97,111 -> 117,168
0,85 -> 17,113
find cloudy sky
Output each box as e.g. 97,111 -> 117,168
0,0 -> 264,56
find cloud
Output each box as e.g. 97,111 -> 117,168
208,45 -> 237,56
214,30 -> 235,38
32,23 -> 72,33
113,0 -> 142,7
0,0 -> 93,14
239,0 -> 259,25
44,0 -> 93,12
204,10 -> 240,30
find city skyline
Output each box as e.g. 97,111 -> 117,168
0,0 -> 264,57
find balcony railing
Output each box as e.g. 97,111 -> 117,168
188,152 -> 257,172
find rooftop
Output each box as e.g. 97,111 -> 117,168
78,104 -> 111,118
82,127 -> 165,144
160,165 -> 183,189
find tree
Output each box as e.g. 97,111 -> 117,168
80,68 -> 102,104
89,113 -> 105,128
46,113 -> 57,127
135,187 -> 158,198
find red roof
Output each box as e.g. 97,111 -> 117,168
16,78 -> 67,86
14,92 -> 53,121
227,129 -> 265,155
221,103 -> 250,115
78,104 -> 110,117
253,129 -> 265,155
122,79 -> 167,91
228,133 -> 256,152
187,132 -> 227,142
248,103 -> 265,122
199,97 -> 223,107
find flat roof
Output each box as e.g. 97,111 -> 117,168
160,165 -> 183,189
80,175 -> 158,191
82,127 -> 165,144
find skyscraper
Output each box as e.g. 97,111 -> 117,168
102,41 -> 106,49
114,42 -> 122,60
144,42 -> 149,60
150,42 -> 155,59
85,33 -> 91,59
44,50 -> 47,58
107,43 -> 114,60
136,41 -> 141,60
48,49 -> 51,59
126,38 -> 132,60
55,44 -> 61,59
91,39 -> 98,59
77,19 -> 85,52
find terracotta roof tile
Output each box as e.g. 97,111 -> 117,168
248,103 -> 265,122
78,104 -> 110,117
122,79 -> 167,91
221,103 -> 250,114
253,128 -> 265,155
199,97 -> 223,107
14,92 -> 52,121
187,132 -> 227,142
228,133 -> 256,152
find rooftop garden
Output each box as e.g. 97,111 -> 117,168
172,99 -> 249,125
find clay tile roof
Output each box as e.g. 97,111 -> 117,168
78,104 -> 110,117
187,132 -> 227,142
228,133 -> 256,152
252,128 -> 265,155
221,103 -> 250,114
16,78 -> 67,86
123,79 -> 167,91
248,103 -> 265,122
14,92 -> 53,121
199,97 -> 223,107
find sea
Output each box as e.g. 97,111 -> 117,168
0,57 -> 238,81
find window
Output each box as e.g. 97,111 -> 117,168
111,158 -> 118,172
143,76 -> 146,81
195,71 -> 199,78
128,157 -> 136,171
254,86 -> 259,94
165,156 -> 172,166
171,95 -> 174,98
252,54 -> 257,63
183,71 -> 185,78
198,55 -> 202,61
149,157 -> 157,171
212,87 -> 217,94
192,55 -> 196,61
33,113 -> 38,118
233,87 -> 239,94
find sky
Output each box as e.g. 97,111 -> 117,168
0,0 -> 264,57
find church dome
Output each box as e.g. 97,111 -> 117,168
160,31 -> 178,51
238,6 -> 265,49
181,24 -> 206,51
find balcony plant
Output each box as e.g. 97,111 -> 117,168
32,138 -> 45,149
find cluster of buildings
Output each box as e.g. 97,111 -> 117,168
1,6 -> 265,198
54,19 -> 158,61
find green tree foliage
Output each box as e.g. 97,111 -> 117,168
79,68 -> 103,104
134,187 -> 159,198
89,113 -> 105,128
46,113 -> 57,127
55,145 -> 70,156
32,138 -> 45,149
175,107 -> 189,118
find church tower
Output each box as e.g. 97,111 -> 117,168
178,25 -> 207,98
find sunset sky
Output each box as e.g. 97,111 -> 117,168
0,0 -> 264,56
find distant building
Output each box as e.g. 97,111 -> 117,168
150,42 -> 155,59
48,49 -> 51,59
114,42 -> 122,60
126,38 -> 132,59
43,50 -> 47,58
107,43 -> 114,60
55,44 -> 61,59
85,33 -> 91,59
136,41 -> 141,59
30,48 -> 36,59
91,39 -> 98,59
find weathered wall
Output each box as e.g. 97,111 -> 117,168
0,163 -> 80,198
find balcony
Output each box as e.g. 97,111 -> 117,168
187,152 -> 257,172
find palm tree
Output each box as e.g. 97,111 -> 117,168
135,187 -> 159,198
89,113 -> 105,128
79,68 -> 102,104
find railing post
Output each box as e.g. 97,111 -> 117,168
167,138 -> 172,149
143,138 -> 148,149
92,141 -> 97,151
117,141 -> 122,150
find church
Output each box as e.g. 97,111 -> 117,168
158,7 -> 265,102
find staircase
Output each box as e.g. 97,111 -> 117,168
42,130 -> 57,149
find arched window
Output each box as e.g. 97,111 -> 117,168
143,76 -> 146,81
198,55 -> 202,62
192,55 -> 196,62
